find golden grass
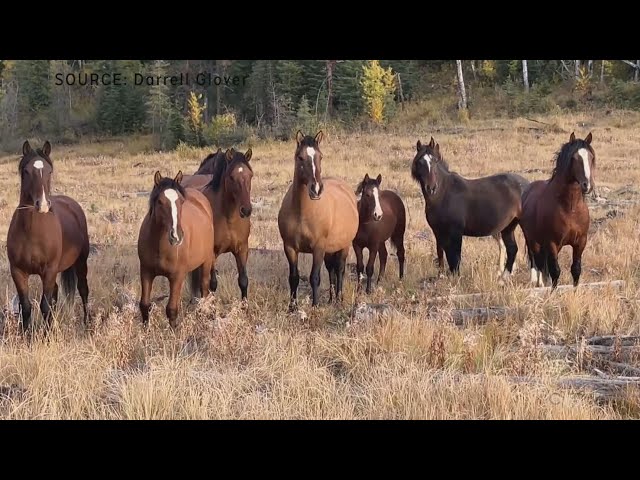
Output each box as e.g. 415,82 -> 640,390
0,110 -> 639,419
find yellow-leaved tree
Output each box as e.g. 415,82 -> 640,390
186,91 -> 205,146
360,60 -> 396,124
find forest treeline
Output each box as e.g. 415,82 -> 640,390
1,60 -> 639,150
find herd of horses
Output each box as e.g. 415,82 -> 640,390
5,130 -> 596,333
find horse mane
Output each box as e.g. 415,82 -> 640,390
195,149 -> 221,174
19,148 -> 53,173
206,149 -> 253,192
550,138 -> 595,180
149,177 -> 186,213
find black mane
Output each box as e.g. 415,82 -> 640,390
551,138 -> 594,180
149,177 -> 186,212
19,148 -> 52,173
411,145 -> 450,184
206,149 -> 253,192
195,149 -> 222,175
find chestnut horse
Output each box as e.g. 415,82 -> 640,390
183,147 -> 254,301
411,137 -> 529,282
520,132 -> 595,289
137,171 -> 215,328
278,131 -> 359,311
7,141 -> 91,333
353,173 -> 406,293
180,147 -> 222,190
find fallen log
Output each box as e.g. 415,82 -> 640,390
539,344 -> 640,362
508,375 -> 640,401
586,335 -> 640,347
432,280 -> 626,303
450,306 -> 512,326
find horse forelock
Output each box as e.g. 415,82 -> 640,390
149,178 -> 186,212
206,150 -> 253,192
551,139 -> 595,180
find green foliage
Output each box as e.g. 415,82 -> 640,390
295,95 -> 315,134
202,112 -> 251,146
97,60 -> 146,135
185,91 -> 205,147
360,60 -> 397,124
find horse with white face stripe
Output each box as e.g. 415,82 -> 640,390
353,173 -> 407,294
520,132 -> 596,289
138,170 -> 215,329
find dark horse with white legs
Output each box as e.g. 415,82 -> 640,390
520,132 -> 595,289
352,173 -> 406,293
278,131 -> 359,311
182,148 -> 254,301
7,141 -> 91,334
411,137 -> 529,282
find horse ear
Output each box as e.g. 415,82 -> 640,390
315,131 -> 324,145
355,182 -> 364,196
42,141 -> 52,157
154,171 -> 162,186
22,141 -> 32,156
585,132 -> 592,145
364,173 -> 370,183
174,170 -> 183,185
429,137 -> 435,148
376,174 -> 382,185
245,148 -> 252,162
416,140 -> 422,151
225,148 -> 234,162
434,143 -> 440,155
296,130 -> 304,145
569,132 -> 576,143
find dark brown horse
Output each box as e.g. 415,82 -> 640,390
411,137 -> 529,282
278,131 -> 359,310
7,141 -> 91,333
352,173 -> 406,293
137,171 -> 215,328
182,148 -> 254,300
520,132 -> 595,288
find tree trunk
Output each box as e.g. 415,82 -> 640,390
636,60 -> 640,82
575,60 -> 581,79
601,60 -> 606,84
470,60 -> 477,80
325,60 -> 336,120
522,60 -> 530,92
587,60 -> 593,76
456,60 -> 467,110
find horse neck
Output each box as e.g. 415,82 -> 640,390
548,173 -> 585,209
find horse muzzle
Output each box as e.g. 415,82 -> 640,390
427,184 -> 438,195
35,199 -> 52,213
169,230 -> 183,246
308,182 -> 323,200
239,205 -> 252,218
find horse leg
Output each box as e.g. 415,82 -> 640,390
499,221 -> 519,285
334,247 -> 349,303
234,246 -> 249,301
166,273 -> 186,329
74,255 -> 91,327
443,232 -> 463,275
284,245 -> 299,312
11,266 -> 32,334
365,243 -> 379,294
139,268 -> 154,327
546,243 -> 561,289
493,233 -> 506,278
378,242 -> 388,283
201,257 -> 213,299
436,239 -> 445,277
392,232 -> 405,279
324,252 -> 337,303
571,238 -> 587,287
40,269 -> 58,332
310,249 -> 324,307
353,243 -> 364,292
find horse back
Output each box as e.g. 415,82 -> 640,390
181,174 -> 213,192
184,187 -> 214,223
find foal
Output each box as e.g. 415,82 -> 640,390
7,141 -> 91,333
520,132 -> 595,288
352,174 -> 406,294
137,171 -> 215,328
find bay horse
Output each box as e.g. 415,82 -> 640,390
520,132 -> 595,289
137,170 -> 215,328
278,131 -> 359,311
183,147 -> 254,301
411,137 -> 529,282
352,173 -> 406,293
7,141 -> 91,333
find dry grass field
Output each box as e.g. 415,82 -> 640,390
0,110 -> 639,419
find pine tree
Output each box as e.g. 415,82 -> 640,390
145,60 -> 171,136
295,95 -> 314,133
360,60 -> 396,124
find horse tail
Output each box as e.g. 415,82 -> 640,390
61,267 -> 78,310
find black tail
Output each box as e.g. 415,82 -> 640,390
188,267 -> 202,299
61,267 -> 77,310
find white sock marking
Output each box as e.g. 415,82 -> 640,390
578,148 -> 591,191
372,187 -> 383,219
164,189 -> 179,240
530,268 -> 538,284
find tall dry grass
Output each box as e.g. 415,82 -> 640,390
0,110 -> 639,419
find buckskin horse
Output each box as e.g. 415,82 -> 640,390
137,171 -> 215,328
411,137 -> 529,282
182,147 -> 254,301
278,131 -> 359,311
352,173 -> 407,294
7,140 -> 91,334
520,132 -> 595,289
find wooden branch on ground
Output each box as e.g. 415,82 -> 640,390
507,374 -> 640,401
586,335 -> 640,347
450,306 -> 512,326
433,280 -> 626,303
539,343 -> 640,362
